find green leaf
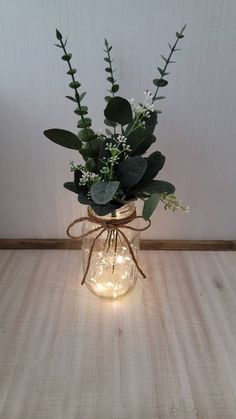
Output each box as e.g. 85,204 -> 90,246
176,32 -> 184,39
74,106 -> 88,116
143,180 -> 175,195
104,96 -> 133,125
105,96 -> 112,103
131,135 -> 156,156
104,118 -> 117,127
82,137 -> 100,155
104,57 -> 110,62
67,68 -> 77,75
91,202 -> 121,216
65,95 -> 77,103
111,84 -> 119,93
85,158 -> 96,172
44,129 -> 82,150
79,92 -> 86,101
142,193 -> 160,220
69,81 -> 81,89
156,96 -> 166,100
153,79 -> 168,87
118,157 -> 147,187
77,118 -> 92,128
145,111 -> 158,135
127,127 -> 151,154
141,151 -> 165,184
56,29 -> 62,40
78,128 -> 96,142
90,181 -> 120,205
105,67 -> 112,73
63,182 -> 79,194
61,53 -> 72,61
107,76 -> 115,83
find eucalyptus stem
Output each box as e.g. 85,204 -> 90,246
104,39 -> 119,135
152,24 -> 186,103
56,29 -> 93,151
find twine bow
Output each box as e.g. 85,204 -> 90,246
66,208 -> 151,285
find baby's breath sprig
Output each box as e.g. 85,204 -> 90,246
160,193 -> 189,212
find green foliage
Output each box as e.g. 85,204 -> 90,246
142,193 -> 160,220
104,96 -> 133,125
143,180 -> 175,195
118,157 -> 147,187
90,181 -> 120,205
44,129 -> 82,150
43,27 -> 187,219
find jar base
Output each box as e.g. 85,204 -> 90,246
85,278 -> 137,299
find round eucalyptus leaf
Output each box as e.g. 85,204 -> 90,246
77,118 -> 92,128
61,53 -> 72,61
69,81 -> 81,89
153,79 -> 168,87
104,96 -> 133,125
67,68 -> 77,75
118,156 -> 147,187
90,181 -> 120,205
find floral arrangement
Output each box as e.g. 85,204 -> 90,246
44,26 -> 188,219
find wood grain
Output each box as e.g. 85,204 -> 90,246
0,249 -> 236,418
0,238 -> 235,250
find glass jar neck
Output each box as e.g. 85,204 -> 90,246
88,203 -> 136,221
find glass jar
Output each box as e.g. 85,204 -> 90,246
81,203 -> 141,299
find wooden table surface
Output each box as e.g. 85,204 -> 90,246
0,250 -> 236,419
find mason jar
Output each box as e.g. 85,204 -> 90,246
81,203 -> 141,299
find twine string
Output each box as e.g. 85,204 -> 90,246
66,209 -> 151,285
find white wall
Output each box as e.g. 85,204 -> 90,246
0,0 -> 235,239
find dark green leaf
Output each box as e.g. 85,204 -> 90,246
44,129 -> 82,150
79,92 -> 86,101
156,96 -> 166,100
107,76 -> 115,83
85,158 -> 96,172
82,137 -> 100,155
67,68 -> 77,75
176,32 -> 184,39
78,128 -> 96,142
61,53 -> 72,61
105,96 -> 112,103
63,182 -> 79,194
90,181 -> 120,205
111,84 -> 119,93
143,180 -> 175,195
131,135 -> 156,156
142,193 -> 160,220
56,29 -> 62,40
69,81 -> 81,89
105,128 -> 113,136
54,43 -> 63,48
78,191 -> 93,205
91,201 -> 121,216
104,118 -> 117,127
74,106 -> 88,116
118,157 -> 147,187
65,95 -> 77,103
104,96 -> 133,125
153,79 -> 168,87
104,57 -> 110,62
105,67 -> 112,73
145,111 -> 158,135
77,118 -> 92,128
